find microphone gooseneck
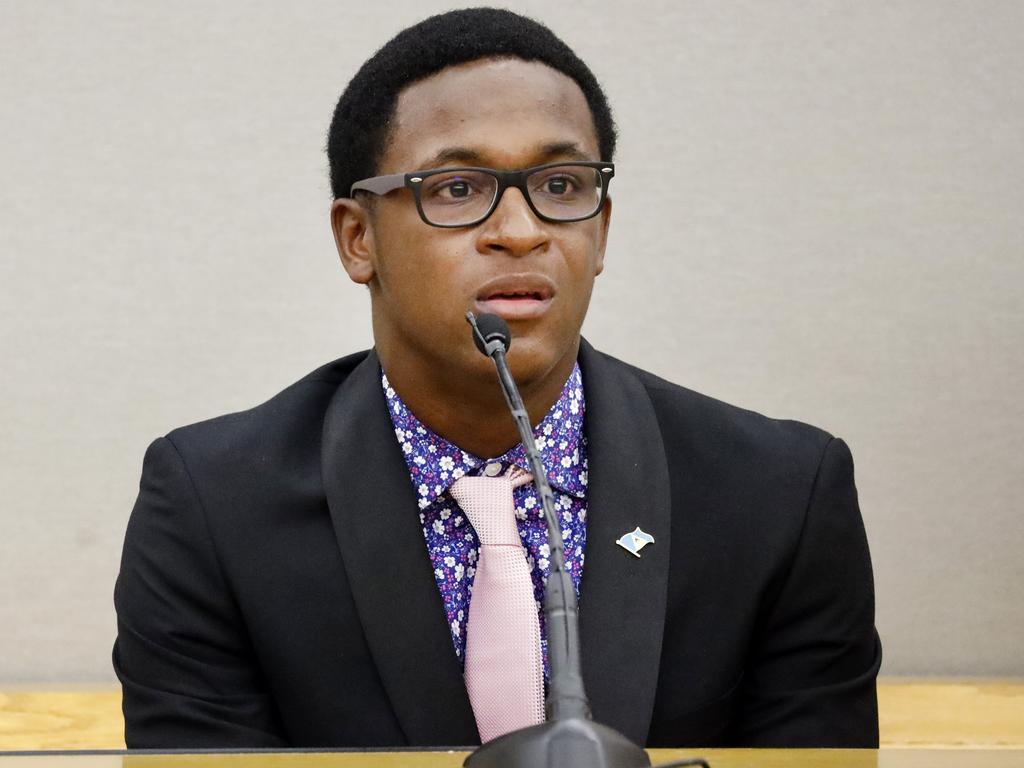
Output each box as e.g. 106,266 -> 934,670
461,311 -> 651,768
465,311 -> 587,721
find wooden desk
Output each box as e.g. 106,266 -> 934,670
0,749 -> 1022,767
879,680 -> 1024,748
2,680 -> 1023,751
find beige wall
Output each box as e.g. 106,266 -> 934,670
0,1 -> 1021,682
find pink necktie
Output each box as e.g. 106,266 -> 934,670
449,468 -> 545,742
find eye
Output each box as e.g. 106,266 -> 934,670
443,180 -> 473,198
543,176 -> 576,195
531,170 -> 588,198
425,174 -> 489,202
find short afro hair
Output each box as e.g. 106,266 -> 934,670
326,7 -> 617,200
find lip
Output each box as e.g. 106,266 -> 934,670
473,274 -> 555,321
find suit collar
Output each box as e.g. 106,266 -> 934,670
321,349 -> 479,746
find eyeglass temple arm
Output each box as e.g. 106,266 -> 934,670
349,173 -> 407,197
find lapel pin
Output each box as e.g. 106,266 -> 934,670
616,526 -> 655,558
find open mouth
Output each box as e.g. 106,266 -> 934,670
474,277 -> 554,320
483,290 -> 546,301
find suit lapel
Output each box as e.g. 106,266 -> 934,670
577,339 -> 672,744
321,350 -> 479,745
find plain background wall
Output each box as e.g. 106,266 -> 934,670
0,0 -> 1021,683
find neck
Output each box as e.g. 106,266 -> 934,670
377,338 -> 578,459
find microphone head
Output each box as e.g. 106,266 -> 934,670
470,312 -> 512,356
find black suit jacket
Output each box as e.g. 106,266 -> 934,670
113,341 -> 881,749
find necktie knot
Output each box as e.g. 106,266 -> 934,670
449,468 -> 532,546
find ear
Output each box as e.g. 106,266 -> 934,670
594,195 -> 612,277
330,197 -> 376,285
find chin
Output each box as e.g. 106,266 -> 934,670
504,330 -> 576,387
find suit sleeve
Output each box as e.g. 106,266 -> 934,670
112,437 -> 287,748
734,437 -> 882,747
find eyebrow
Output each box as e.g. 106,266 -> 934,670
416,141 -> 593,170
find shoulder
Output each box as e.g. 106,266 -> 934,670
581,346 -> 851,557
160,350 -> 371,477
587,346 -> 835,466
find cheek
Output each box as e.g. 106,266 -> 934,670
563,228 -> 605,283
557,233 -> 603,325
374,212 -> 434,283
374,226 -> 472,315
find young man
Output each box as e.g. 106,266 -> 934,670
114,8 -> 881,750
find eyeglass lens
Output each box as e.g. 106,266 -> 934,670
417,165 -> 605,226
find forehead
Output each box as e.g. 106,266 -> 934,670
382,57 -> 600,171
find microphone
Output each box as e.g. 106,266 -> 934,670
462,311 -> 651,768
470,312 -> 511,357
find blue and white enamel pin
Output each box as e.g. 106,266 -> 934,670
616,526 -> 655,557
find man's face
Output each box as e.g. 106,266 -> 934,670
339,57 -> 610,389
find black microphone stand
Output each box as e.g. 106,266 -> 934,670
463,312 -> 651,768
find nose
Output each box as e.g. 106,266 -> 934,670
475,187 -> 549,257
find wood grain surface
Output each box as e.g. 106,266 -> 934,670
878,679 -> 1024,749
0,680 -> 1022,752
0,689 -> 123,751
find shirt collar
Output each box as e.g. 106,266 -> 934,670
382,363 -> 587,510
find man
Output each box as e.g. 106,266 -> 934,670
113,8 -> 881,750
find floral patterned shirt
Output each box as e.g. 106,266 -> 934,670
381,364 -> 588,678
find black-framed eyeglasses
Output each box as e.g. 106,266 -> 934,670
349,161 -> 615,228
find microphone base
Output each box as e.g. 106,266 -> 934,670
464,717 -> 651,768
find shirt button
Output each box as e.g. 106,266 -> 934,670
483,462 -> 503,477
